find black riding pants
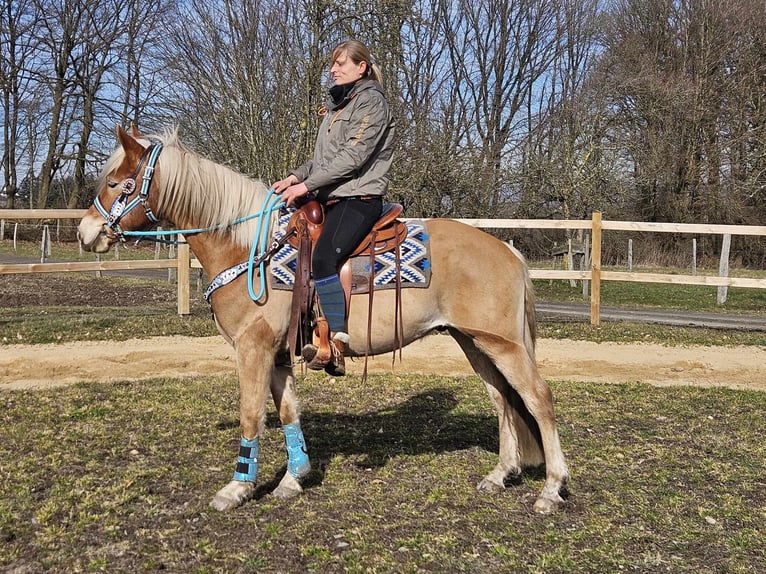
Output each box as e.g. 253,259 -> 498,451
312,197 -> 383,279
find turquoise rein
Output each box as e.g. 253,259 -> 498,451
115,180 -> 285,304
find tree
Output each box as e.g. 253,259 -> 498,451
68,0 -> 130,207
0,0 -> 39,208
516,0 -> 616,222
596,0 -> 766,227
31,0 -> 88,207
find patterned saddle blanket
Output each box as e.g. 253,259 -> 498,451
270,212 -> 432,293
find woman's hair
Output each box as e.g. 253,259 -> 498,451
331,39 -> 383,83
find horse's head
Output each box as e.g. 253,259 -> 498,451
78,125 -> 162,252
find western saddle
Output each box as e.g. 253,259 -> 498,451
285,199 -> 407,377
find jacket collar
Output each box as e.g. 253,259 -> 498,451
328,78 -> 381,110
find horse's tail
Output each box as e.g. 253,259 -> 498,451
506,242 -> 538,359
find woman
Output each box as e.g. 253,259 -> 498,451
272,39 -> 395,376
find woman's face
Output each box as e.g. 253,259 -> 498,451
330,51 -> 367,86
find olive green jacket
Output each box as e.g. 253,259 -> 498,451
290,79 -> 395,201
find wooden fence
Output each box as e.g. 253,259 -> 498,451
2,210 -> 765,323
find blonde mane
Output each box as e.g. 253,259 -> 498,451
103,129 -> 274,249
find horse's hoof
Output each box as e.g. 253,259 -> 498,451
210,480 -> 255,511
272,472 -> 304,500
532,494 -> 563,514
476,477 -> 505,494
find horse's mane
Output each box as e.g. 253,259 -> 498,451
103,128 -> 274,249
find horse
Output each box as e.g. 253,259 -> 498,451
77,125 -> 569,514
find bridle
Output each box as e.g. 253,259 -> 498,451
94,143 -> 163,242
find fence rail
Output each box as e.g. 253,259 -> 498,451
2,210 -> 765,323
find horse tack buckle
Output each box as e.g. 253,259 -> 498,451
121,178 -> 136,195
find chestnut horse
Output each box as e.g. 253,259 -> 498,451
78,126 -> 568,514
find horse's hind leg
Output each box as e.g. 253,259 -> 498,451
450,330 -> 527,491
455,329 -> 569,514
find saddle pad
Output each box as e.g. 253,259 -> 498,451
270,212 -> 431,293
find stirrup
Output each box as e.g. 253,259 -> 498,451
301,342 -> 330,370
301,337 -> 346,376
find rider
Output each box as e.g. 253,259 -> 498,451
272,39 -> 395,376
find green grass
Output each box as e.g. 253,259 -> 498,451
0,304 -> 217,344
1,238 -> 176,262
1,373 -> 764,573
537,321 -> 766,346
4,239 -> 765,313
533,276 -> 766,314
1,268 -> 765,347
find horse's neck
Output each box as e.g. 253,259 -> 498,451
163,150 -> 272,273
184,232 -> 250,280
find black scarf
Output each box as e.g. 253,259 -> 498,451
329,80 -> 359,110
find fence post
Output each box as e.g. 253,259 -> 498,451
0,219 -> 4,241
590,211 -> 602,325
567,238 -> 576,287
41,225 -> 51,263
581,234 -> 590,299
13,222 -> 18,250
627,238 -> 633,271
154,227 -> 162,260
692,238 -> 697,276
167,235 -> 177,283
177,234 -> 190,315
717,234 -> 731,305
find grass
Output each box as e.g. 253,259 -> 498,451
1,242 -> 764,572
0,304 -> 216,344
532,277 -> 766,315
3,264 -> 765,348
1,373 -> 764,573
1,237 -> 176,262
1,271 -> 765,346
537,321 -> 766,346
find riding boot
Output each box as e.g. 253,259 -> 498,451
324,332 -> 348,377
302,317 -> 331,370
304,274 -> 349,374
303,331 -> 348,376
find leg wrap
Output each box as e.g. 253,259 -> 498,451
283,422 -> 311,478
233,436 -> 259,483
315,274 -> 347,334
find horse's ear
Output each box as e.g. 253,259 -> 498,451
130,123 -> 143,138
116,124 -> 146,161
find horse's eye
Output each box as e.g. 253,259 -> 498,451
107,180 -> 118,189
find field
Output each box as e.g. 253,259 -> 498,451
1,273 -> 765,573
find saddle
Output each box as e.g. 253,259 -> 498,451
285,199 -> 407,377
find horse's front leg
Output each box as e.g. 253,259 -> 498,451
270,357 -> 311,499
210,328 -> 274,511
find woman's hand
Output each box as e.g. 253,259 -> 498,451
271,174 -> 298,193
271,175 -> 309,207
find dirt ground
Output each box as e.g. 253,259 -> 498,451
2,334 -> 765,392
1,273 -> 764,392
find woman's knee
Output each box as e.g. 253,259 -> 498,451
312,245 -> 339,278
